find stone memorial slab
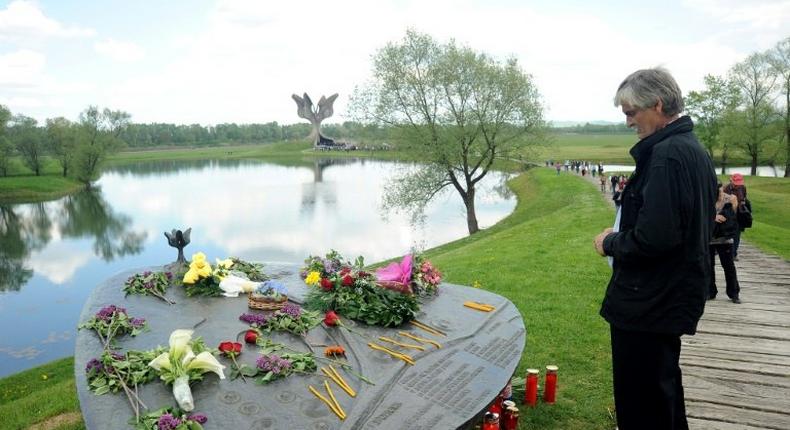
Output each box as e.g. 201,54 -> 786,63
75,263 -> 526,429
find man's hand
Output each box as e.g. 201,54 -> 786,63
715,214 -> 726,223
594,228 -> 614,256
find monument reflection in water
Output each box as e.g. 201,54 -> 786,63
0,158 -> 515,377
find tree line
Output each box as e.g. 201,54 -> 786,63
0,103 -> 393,185
685,36 -> 789,176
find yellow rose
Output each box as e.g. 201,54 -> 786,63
183,269 -> 199,284
191,252 -> 207,264
196,262 -> 212,278
305,271 -> 320,286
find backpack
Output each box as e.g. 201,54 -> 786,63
737,198 -> 753,229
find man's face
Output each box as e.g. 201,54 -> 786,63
621,102 -> 665,139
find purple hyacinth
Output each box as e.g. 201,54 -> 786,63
279,302 -> 301,318
111,352 -> 125,361
130,317 -> 146,328
239,312 -> 269,326
143,271 -> 152,276
85,358 -> 103,373
156,413 -> 182,430
256,354 -> 292,375
165,272 -> 173,280
187,413 -> 208,424
95,305 -> 126,321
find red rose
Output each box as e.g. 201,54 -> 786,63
324,310 -> 340,327
342,274 -> 354,286
244,330 -> 258,344
218,341 -> 242,357
320,278 -> 334,291
339,267 -> 351,276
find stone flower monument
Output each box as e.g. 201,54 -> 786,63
291,93 -> 338,148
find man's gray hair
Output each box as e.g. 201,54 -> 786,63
613,67 -> 684,116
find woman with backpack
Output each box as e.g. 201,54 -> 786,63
709,182 -> 741,304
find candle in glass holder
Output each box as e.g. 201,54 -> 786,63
481,412 -> 500,430
502,405 -> 520,430
524,368 -> 539,407
543,365 -> 558,404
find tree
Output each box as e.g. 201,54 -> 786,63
767,37 -> 790,177
73,106 -> 130,186
685,75 -> 741,173
0,105 -> 13,176
729,53 -> 780,175
9,115 -> 45,176
351,30 -> 544,234
46,117 -> 78,177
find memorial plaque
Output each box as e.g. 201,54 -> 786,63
75,263 -> 526,429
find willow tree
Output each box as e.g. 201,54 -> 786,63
351,30 -> 544,234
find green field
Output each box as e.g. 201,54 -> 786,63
729,175 -> 790,259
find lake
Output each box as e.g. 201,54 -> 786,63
0,158 -> 516,377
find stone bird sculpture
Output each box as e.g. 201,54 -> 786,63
164,227 -> 191,265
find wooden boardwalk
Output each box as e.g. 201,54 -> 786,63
682,243 -> 790,430
572,168 -> 790,429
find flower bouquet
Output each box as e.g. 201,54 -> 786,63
78,305 -> 148,349
148,329 -> 226,411
230,257 -> 268,282
301,250 -> 419,327
239,302 -> 321,336
132,407 -> 207,430
181,253 -> 230,297
124,271 -> 176,304
248,280 -> 288,310
377,252 -> 442,296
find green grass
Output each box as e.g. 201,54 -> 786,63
0,174 -> 82,203
0,356 -> 82,430
724,175 -> 790,259
427,168 -> 615,428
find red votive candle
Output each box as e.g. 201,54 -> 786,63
543,365 -> 558,404
524,368 -> 539,407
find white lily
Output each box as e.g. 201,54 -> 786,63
186,351 -> 226,379
169,329 -> 194,360
147,329 -> 226,411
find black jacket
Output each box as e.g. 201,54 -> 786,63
601,116 -> 717,335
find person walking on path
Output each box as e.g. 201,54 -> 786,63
593,67 -> 717,430
709,182 -> 741,303
724,173 -> 747,260
600,174 -> 607,193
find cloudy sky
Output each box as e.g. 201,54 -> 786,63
1,0 -> 788,126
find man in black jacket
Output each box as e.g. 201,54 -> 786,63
593,68 -> 717,430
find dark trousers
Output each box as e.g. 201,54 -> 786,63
733,228 -> 742,258
610,326 -> 688,430
709,243 -> 740,299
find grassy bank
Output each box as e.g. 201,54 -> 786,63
0,168 -> 616,429
730,175 -> 790,259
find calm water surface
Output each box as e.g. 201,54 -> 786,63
0,158 -> 515,376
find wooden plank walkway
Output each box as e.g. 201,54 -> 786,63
682,243 -> 790,430
571,168 -> 790,428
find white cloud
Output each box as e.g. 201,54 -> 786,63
0,0 -> 94,41
94,38 -> 145,63
28,243 -> 92,285
0,49 -> 45,87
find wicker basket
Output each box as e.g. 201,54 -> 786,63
248,295 -> 288,310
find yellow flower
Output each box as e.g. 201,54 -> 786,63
472,280 -> 482,289
216,258 -> 234,270
196,262 -> 212,278
191,252 -> 206,264
183,269 -> 199,284
305,271 -> 321,286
